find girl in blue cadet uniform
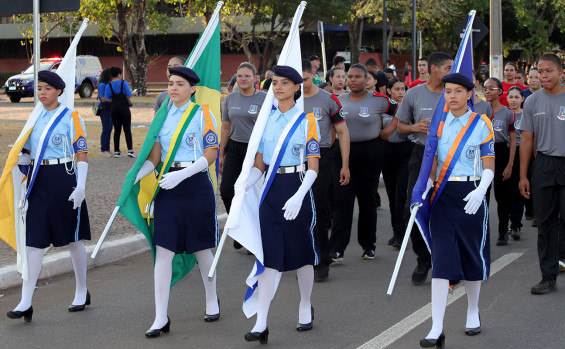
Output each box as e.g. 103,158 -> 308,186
7,71 -> 91,322
420,73 -> 495,348
134,67 -> 220,338
244,65 -> 320,344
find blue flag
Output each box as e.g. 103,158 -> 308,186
411,11 -> 477,252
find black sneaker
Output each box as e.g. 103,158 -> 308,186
496,231 -> 509,246
531,278 -> 558,295
362,249 -> 375,260
114,151 -> 123,158
127,150 -> 136,158
388,236 -> 395,245
330,251 -> 344,263
233,240 -> 242,250
532,219 -> 538,227
392,238 -> 402,249
412,261 -> 431,285
510,227 -> 521,240
314,264 -> 329,282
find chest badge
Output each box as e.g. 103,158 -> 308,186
465,147 -> 476,160
292,144 -> 302,157
52,134 -> 63,146
359,107 -> 369,117
493,119 -> 503,131
558,106 -> 565,120
249,105 -> 258,114
313,108 -> 322,120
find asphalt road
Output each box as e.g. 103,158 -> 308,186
1,193 -> 564,349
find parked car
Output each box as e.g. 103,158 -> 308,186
4,55 -> 102,103
335,46 -> 374,64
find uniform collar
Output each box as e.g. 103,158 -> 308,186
275,104 -> 298,121
446,108 -> 472,126
40,102 -> 62,115
170,100 -> 191,114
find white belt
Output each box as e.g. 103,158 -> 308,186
447,175 -> 481,182
170,161 -> 194,168
30,157 -> 73,166
276,165 -> 305,174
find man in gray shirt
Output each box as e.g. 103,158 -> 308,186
520,53 -> 565,295
302,59 -> 350,281
396,52 -> 453,285
153,56 -> 186,114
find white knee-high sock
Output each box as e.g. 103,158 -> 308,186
426,278 -> 449,339
465,280 -> 481,328
69,241 -> 88,305
194,249 -> 219,315
15,247 -> 45,311
251,267 -> 277,333
297,265 -> 314,324
151,246 -> 174,330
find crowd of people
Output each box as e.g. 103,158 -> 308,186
4,49 -> 565,347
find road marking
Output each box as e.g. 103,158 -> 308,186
357,252 -> 524,349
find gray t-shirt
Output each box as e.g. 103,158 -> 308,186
474,99 -> 493,119
491,106 -> 515,144
338,91 -> 396,142
221,91 -> 267,143
304,89 -> 344,148
382,114 -> 409,143
521,89 -> 565,157
395,83 -> 441,146
514,111 -> 523,146
154,91 -> 168,112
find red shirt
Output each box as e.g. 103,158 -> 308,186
499,81 -> 526,107
409,78 -> 427,88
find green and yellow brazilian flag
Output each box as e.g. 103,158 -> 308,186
117,24 -> 221,287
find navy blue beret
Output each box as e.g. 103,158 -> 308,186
308,55 -> 321,61
168,67 -> 200,85
441,73 -> 474,90
273,65 -> 303,84
38,71 -> 65,90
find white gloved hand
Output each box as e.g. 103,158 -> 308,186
17,152 -> 31,165
463,169 -> 494,215
68,161 -> 88,210
245,167 -> 263,191
134,160 -> 155,184
282,169 -> 317,220
159,157 -> 208,190
422,178 -> 434,200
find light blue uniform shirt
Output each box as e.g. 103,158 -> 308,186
156,101 -> 219,162
436,109 -> 494,177
258,105 -> 321,166
24,105 -> 88,159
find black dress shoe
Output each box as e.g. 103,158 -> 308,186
68,290 -> 91,312
244,328 -> 269,344
7,306 -> 33,322
204,298 -> 220,322
145,316 -> 171,338
420,332 -> 445,348
465,325 -> 481,336
296,306 -> 314,332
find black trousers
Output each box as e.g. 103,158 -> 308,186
330,138 -> 382,253
111,104 -> 133,152
531,153 -> 565,280
312,147 -> 333,265
404,144 -> 431,265
486,143 -> 512,236
219,139 -> 248,213
510,146 -> 524,229
382,140 -> 413,240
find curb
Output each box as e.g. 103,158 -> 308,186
0,213 -> 228,290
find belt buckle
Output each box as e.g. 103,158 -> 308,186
173,161 -> 180,168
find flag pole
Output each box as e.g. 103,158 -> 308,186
91,206 -> 120,259
208,1 -> 308,280
387,203 -> 420,295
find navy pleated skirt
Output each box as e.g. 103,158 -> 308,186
260,172 -> 320,272
153,169 -> 219,254
430,181 -> 490,281
26,164 -> 91,248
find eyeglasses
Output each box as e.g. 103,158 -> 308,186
484,87 -> 501,91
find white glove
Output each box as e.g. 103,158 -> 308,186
68,161 -> 88,210
159,157 -> 208,190
422,178 -> 434,200
463,169 -> 494,215
17,152 -> 31,165
282,170 -> 317,220
245,167 -> 263,191
134,160 -> 155,184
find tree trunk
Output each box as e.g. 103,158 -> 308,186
348,17 -> 364,64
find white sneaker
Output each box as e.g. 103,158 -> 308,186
114,152 -> 123,158
127,151 -> 136,158
559,259 -> 565,272
101,151 -> 113,158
